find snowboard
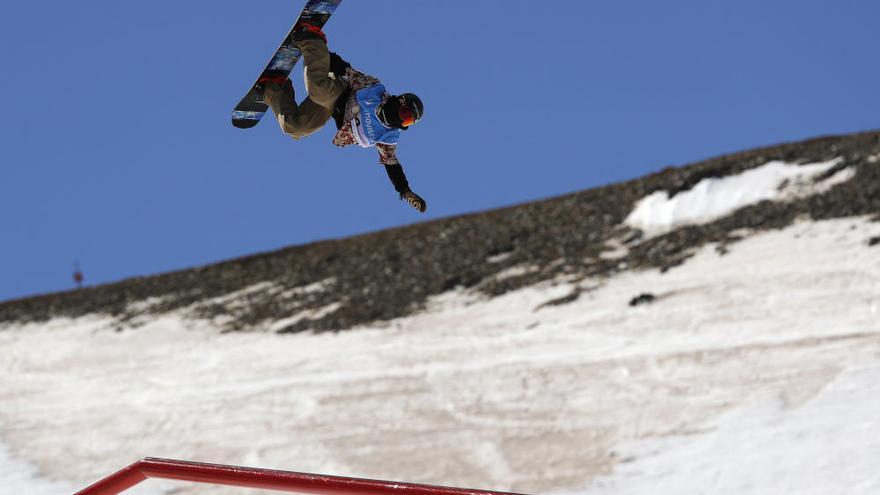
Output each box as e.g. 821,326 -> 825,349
231,0 -> 342,129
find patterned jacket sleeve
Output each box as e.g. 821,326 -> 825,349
377,143 -> 399,165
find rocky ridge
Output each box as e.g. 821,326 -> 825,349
2,131 -> 878,332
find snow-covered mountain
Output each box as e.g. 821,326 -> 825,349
1,131 -> 879,495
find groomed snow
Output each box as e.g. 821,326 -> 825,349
0,441 -> 75,495
1,217 -> 879,495
625,159 -> 854,236
581,365 -> 880,495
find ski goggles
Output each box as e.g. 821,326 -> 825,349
398,99 -> 417,128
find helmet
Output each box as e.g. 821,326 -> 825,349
398,93 -> 424,128
379,93 -> 425,130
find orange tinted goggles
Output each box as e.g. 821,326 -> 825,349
399,101 -> 416,128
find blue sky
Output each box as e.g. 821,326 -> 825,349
1,0 -> 878,302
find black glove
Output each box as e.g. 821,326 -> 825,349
401,191 -> 427,213
329,52 -> 351,78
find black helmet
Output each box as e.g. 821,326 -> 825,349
398,93 -> 424,127
381,93 -> 424,129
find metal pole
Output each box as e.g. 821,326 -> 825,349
76,458 -> 529,495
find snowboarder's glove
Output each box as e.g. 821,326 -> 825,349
401,191 -> 427,213
329,52 -> 351,78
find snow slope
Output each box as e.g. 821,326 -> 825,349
1,151 -> 878,494
2,215 -> 879,495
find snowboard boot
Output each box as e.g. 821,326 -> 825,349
290,18 -> 327,44
255,76 -> 291,105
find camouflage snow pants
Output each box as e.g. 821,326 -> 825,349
263,39 -> 348,140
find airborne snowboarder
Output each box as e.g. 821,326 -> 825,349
260,21 -> 428,213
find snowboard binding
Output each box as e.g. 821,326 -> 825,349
290,18 -> 327,44
254,75 -> 290,104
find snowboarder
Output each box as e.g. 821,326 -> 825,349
261,22 -> 428,213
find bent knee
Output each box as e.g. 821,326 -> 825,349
304,77 -> 346,109
278,116 -> 320,140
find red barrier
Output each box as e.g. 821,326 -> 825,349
76,458 -> 529,495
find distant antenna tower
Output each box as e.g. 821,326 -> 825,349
73,261 -> 84,289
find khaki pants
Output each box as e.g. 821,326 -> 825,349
264,39 -> 347,139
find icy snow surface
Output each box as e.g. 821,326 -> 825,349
1,217 -> 880,494
625,159 -> 855,236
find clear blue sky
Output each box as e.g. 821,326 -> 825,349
1,0 -> 878,302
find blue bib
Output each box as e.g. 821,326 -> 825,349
351,84 -> 400,148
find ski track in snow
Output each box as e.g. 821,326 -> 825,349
1,217 -> 879,494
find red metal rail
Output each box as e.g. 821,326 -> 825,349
76,457 -> 529,495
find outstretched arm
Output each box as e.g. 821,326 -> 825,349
379,144 -> 427,213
